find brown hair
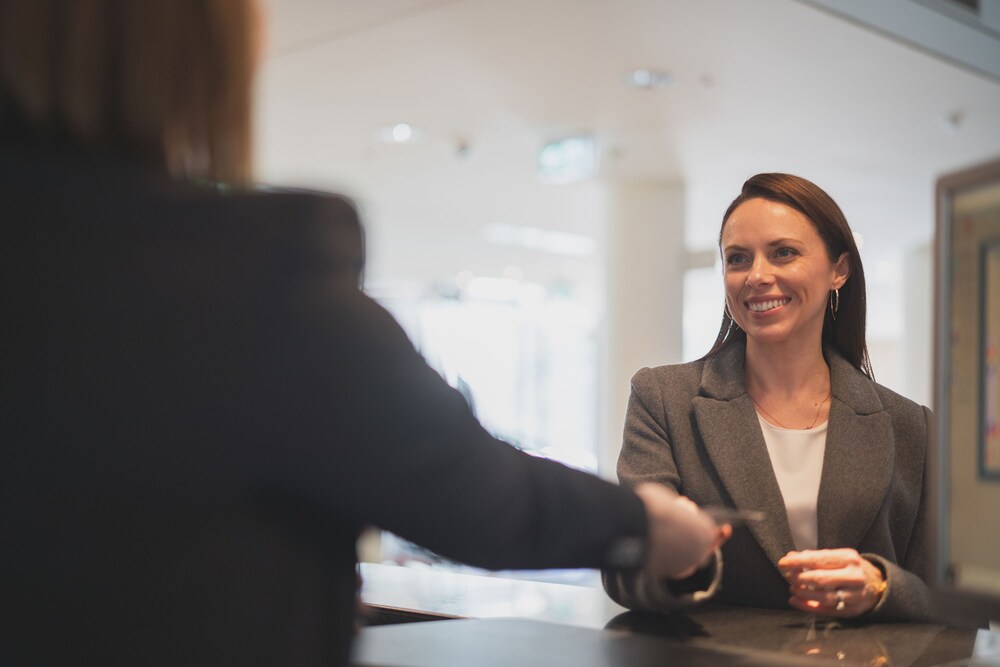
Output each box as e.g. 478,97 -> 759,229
703,173 -> 873,378
0,0 -> 257,184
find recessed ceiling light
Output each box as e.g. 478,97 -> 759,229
378,123 -> 420,143
392,123 -> 412,141
626,68 -> 673,90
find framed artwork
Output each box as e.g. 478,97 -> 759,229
939,161 -> 1000,481
984,239 -> 1000,478
932,157 -> 1000,623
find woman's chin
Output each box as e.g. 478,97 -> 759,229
743,324 -> 794,346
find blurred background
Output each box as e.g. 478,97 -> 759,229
254,0 -> 1000,575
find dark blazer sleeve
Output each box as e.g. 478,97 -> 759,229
260,197 -> 648,571
602,367 -> 721,610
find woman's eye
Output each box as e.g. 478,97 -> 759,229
725,254 -> 747,266
775,247 -> 797,258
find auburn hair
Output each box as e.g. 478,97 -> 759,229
703,173 -> 873,378
0,0 -> 257,184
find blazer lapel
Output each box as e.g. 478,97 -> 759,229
693,343 -> 796,568
816,349 -> 894,549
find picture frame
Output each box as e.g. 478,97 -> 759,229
983,238 -> 1000,479
932,157 -> 1000,624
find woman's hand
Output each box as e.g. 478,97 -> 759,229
777,548 -> 886,618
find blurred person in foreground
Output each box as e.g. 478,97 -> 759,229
0,1 -> 727,664
603,173 -> 935,622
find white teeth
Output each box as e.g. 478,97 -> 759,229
748,298 -> 789,312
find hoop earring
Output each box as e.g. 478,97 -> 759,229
829,288 -> 839,320
724,300 -> 739,334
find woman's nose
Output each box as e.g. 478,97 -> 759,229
746,258 -> 773,287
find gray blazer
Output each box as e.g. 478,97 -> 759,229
604,341 -> 935,622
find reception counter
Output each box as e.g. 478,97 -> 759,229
354,563 -> 1000,667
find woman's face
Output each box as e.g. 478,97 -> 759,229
721,198 -> 849,348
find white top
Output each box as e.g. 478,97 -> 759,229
757,415 -> 828,552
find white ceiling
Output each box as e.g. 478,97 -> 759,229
255,0 -> 1000,295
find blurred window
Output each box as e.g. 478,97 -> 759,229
369,277 -> 600,585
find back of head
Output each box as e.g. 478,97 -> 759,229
0,0 -> 257,185
705,173 -> 872,377
0,3 -> 371,663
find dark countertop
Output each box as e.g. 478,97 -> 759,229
608,604 -> 992,666
353,617 -> 852,667
357,563 -> 1000,666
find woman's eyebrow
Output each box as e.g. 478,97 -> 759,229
723,238 -> 800,252
766,237 -> 801,246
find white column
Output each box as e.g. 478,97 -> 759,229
599,182 -> 687,479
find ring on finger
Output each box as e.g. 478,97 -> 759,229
835,589 -> 846,611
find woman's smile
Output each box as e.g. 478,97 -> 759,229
746,297 -> 791,313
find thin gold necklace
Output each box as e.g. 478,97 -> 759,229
750,390 -> 831,430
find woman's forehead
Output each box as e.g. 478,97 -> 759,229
722,199 -> 820,245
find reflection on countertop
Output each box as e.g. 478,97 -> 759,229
359,562 -> 1000,667
607,605 -> 988,667
359,562 -> 626,629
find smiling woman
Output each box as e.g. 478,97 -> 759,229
708,173 -> 871,379
603,173 -> 939,624
721,198 -> 850,378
